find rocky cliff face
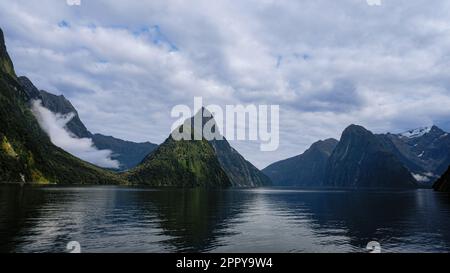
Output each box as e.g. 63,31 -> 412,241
211,138 -> 272,187
202,108 -> 271,187
323,125 -> 417,189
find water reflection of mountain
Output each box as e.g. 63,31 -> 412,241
0,185 -> 31,252
0,187 -> 254,253
145,189 -> 253,252
0,186 -> 122,253
265,189 -> 450,252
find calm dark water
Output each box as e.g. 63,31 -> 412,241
0,185 -> 450,253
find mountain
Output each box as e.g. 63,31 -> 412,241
126,108 -> 271,188
18,77 -> 92,138
124,126 -> 232,188
433,166 -> 450,192
323,125 -> 418,189
263,139 -> 338,187
17,76 -> 157,170
0,28 -> 123,184
262,124 -> 428,189
210,139 -> 272,187
0,29 -> 16,80
90,134 -> 157,170
378,126 -> 450,184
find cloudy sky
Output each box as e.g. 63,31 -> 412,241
1,0 -> 450,168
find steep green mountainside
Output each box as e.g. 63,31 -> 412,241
124,136 -> 231,188
0,28 -> 123,184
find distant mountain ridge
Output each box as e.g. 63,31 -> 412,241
263,138 -> 338,187
17,76 -> 157,171
264,124 -> 450,189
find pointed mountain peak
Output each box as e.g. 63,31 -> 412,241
0,28 -> 5,52
430,125 -> 446,134
174,106 -> 221,140
18,76 -> 33,85
397,125 -> 447,139
0,28 -> 17,79
192,106 -> 215,125
342,124 -> 373,138
18,76 -> 42,100
345,124 -> 367,131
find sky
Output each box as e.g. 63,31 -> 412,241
1,0 -> 450,169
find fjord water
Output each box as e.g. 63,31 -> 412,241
1,186 -> 450,253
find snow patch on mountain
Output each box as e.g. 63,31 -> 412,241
400,127 -> 432,139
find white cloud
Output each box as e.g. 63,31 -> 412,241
412,173 -> 436,183
31,100 -> 120,169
